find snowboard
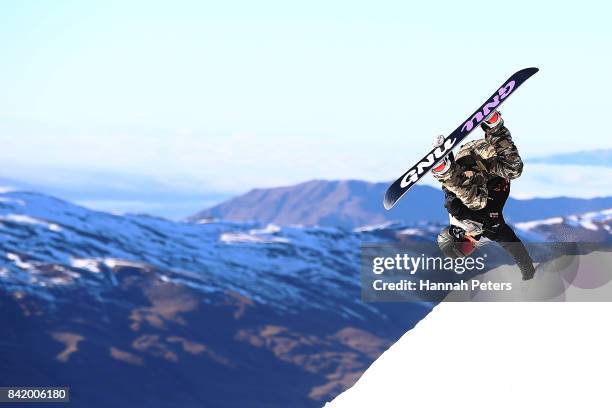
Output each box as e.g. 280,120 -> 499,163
383,67 -> 539,210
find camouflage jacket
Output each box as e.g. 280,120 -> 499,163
433,125 -> 524,210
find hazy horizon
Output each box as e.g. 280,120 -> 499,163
1,1 -> 611,216
2,155 -> 612,219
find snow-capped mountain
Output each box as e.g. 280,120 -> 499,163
514,208 -> 612,242
188,179 -> 612,228
2,190 -> 610,408
0,191 -> 431,408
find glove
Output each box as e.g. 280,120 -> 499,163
432,134 -> 446,148
481,110 -> 504,133
432,135 -> 455,178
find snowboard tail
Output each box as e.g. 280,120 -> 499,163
383,67 -> 539,210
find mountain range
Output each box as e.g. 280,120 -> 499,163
2,188 -> 612,407
189,179 -> 612,228
0,191 -> 431,408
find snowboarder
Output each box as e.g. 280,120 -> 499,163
433,110 -> 536,280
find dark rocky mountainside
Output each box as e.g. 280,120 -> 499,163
0,191 -> 431,408
189,179 -> 612,228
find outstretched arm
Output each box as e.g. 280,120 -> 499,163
478,112 -> 524,180
483,126 -> 524,179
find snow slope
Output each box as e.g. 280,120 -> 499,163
327,303 -> 612,408
326,253 -> 612,408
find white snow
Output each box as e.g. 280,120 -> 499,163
354,222 -> 397,232
70,258 -> 101,273
515,217 -> 563,230
0,197 -> 25,205
0,213 -> 62,231
103,258 -> 147,269
250,224 -> 282,234
326,302 -> 612,408
220,232 -> 289,244
397,228 -> 424,236
580,208 -> 612,221
220,224 -> 289,244
196,217 -> 217,224
515,208 -> 612,233
6,253 -> 33,270
326,253 -> 612,408
566,208 -> 612,231
566,216 -> 598,231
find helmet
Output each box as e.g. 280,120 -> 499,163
437,225 -> 477,258
481,110 -> 503,132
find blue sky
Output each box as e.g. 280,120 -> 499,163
0,1 -> 611,217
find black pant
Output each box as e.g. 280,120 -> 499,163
483,222 -> 536,280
